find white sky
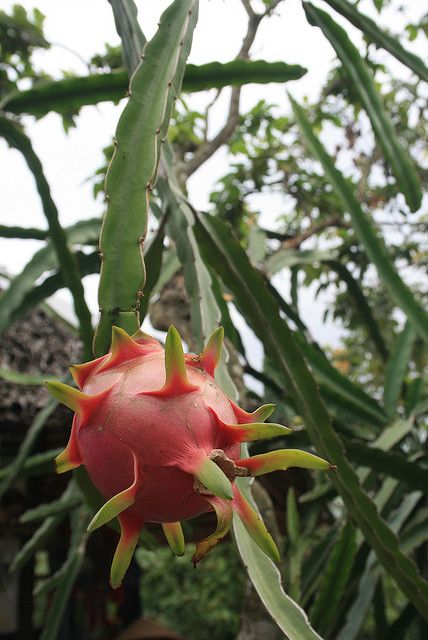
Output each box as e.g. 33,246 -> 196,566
0,0 -> 426,356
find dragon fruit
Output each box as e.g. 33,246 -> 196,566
47,325 -> 331,588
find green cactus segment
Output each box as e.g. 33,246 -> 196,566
192,496 -> 233,564
87,454 -> 140,533
162,522 -> 186,557
230,400 -> 276,424
2,61 -> 307,118
195,458 -> 234,501
110,514 -> 142,589
232,484 -> 280,563
94,0 -> 198,357
199,327 -> 224,377
237,449 -> 334,476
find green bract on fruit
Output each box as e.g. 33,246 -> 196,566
47,325 -> 332,588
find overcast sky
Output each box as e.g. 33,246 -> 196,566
0,0 -> 425,358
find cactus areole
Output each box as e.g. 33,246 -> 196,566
47,325 -> 332,588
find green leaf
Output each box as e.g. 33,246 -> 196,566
0,396 -> 59,501
39,507 -> 90,640
343,439 -> 428,492
0,224 -> 47,240
336,491 -> 422,640
11,251 -> 100,322
233,478 -> 323,640
266,279 -> 388,430
302,2 -> 422,212
93,0 -> 199,355
300,527 -> 338,606
194,213 -> 428,619
247,224 -> 266,265
384,321 -> 416,417
286,488 -> 301,547
20,485 -> 81,523
0,116 -> 93,357
0,219 -> 100,335
310,521 -> 357,636
328,260 -> 388,361
266,247 -> 337,273
401,510 -> 428,554
296,335 -> 387,429
0,448 -> 62,480
290,96 -> 428,346
10,482 -> 78,573
2,61 -> 307,118
10,515 -> 64,574
321,0 -> 428,82
0,367 -> 59,385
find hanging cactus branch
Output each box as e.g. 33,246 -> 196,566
94,0 -> 199,357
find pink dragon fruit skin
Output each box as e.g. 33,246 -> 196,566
47,325 -> 332,588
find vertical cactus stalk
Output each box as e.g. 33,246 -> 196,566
94,0 -> 198,357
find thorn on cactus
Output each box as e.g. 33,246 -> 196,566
47,325 -> 332,588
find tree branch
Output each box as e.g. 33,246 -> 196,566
182,0 -> 283,179
263,215 -> 350,248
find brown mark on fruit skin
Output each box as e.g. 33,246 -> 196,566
193,450 -> 248,496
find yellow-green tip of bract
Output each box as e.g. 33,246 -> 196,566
46,381 -> 113,427
162,522 -> 186,556
237,449 -> 334,476
46,381 -> 87,414
87,454 -> 140,532
110,519 -> 140,589
232,485 -> 280,563
192,496 -> 233,565
195,457 -> 233,500
211,407 -> 292,444
144,325 -> 198,397
54,430 -> 81,474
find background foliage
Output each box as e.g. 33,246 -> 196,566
0,1 -> 427,639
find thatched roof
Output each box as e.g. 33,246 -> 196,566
0,306 -> 80,459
